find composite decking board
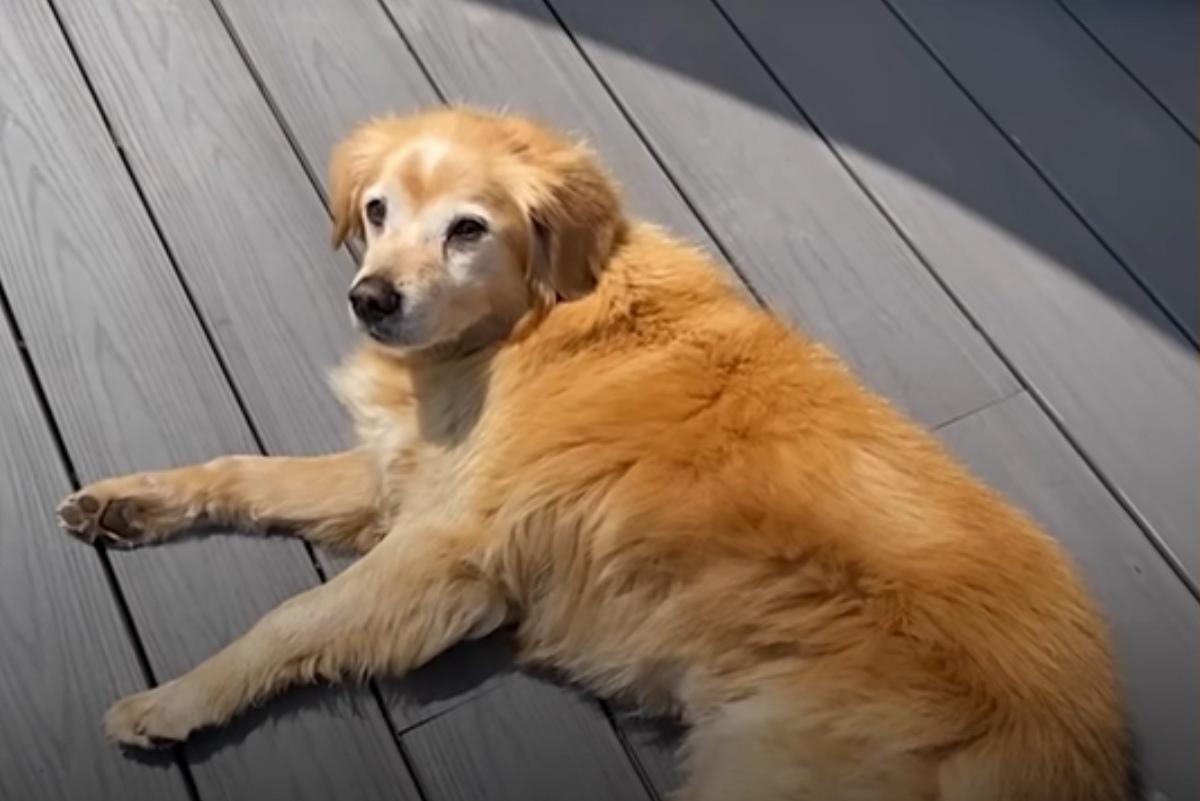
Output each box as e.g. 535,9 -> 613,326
1059,0 -> 1198,139
402,674 -> 653,801
717,0 -> 1200,587
886,0 -> 1199,345
51,0 -> 356,460
937,394 -> 1200,801
210,0 -> 441,197
535,0 -> 1015,429
0,329 -> 189,799
0,3 -> 260,796
376,0 -> 719,256
0,0 -> 255,497
14,0 -> 423,797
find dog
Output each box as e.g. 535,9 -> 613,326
57,107 -> 1127,800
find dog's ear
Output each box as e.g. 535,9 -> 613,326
328,119 -> 393,248
513,138 -> 624,302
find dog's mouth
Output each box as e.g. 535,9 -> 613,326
360,322 -> 396,344
359,320 -> 411,349
360,312 -> 513,363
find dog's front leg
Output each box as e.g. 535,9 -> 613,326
103,527 -> 506,748
56,450 -> 386,552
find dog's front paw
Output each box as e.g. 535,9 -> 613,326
105,681 -> 212,749
56,475 -> 177,548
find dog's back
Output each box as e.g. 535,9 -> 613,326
477,223 -> 1128,800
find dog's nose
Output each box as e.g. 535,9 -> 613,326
349,276 -> 402,324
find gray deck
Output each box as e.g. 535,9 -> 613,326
0,1 -> 1195,800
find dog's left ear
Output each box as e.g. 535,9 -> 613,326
517,141 -> 624,302
328,118 -> 396,248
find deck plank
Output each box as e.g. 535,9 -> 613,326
537,0 -> 1015,429
52,0 -> 356,458
1059,0 -> 1198,138
718,0 -> 1199,588
887,0 -> 1199,343
0,327 -> 189,801
11,0 -> 422,797
938,395 -> 1199,801
210,0 -> 440,192
402,674 -> 652,801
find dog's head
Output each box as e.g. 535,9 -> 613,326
328,107 -> 624,356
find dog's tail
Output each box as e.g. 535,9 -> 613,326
936,708 -> 1130,801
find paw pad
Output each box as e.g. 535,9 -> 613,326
56,493 -> 146,548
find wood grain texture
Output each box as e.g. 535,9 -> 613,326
402,673 -> 653,801
535,0 -> 1015,428
6,0 -> 422,797
719,0 -> 1199,588
938,394 -> 1199,801
0,0 -> 255,485
211,0 -> 440,193
378,0 -> 718,253
0,330 -> 189,801
52,0 -> 357,459
887,0 -> 1199,343
1059,0 -> 1198,138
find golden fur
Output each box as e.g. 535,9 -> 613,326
57,107 -> 1128,800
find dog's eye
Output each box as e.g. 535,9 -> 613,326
447,216 -> 487,244
364,198 -> 387,228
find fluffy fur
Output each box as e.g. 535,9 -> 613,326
57,107 -> 1128,800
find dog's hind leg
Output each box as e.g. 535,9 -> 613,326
56,450 -> 386,553
101,524 -> 506,747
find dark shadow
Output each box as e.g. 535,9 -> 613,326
118,741 -> 181,770
177,633 -> 518,761
378,631 -> 519,731
182,683 -> 369,764
606,700 -> 687,796
436,0 -> 1196,349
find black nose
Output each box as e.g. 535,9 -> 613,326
349,276 -> 402,324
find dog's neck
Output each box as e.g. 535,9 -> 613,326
405,337 -> 499,448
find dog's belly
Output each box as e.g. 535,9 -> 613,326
514,622 -> 690,718
502,549 -> 712,721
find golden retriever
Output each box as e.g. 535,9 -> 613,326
57,107 -> 1127,800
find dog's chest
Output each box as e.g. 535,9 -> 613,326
360,403 -> 479,527
331,354 -> 482,526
